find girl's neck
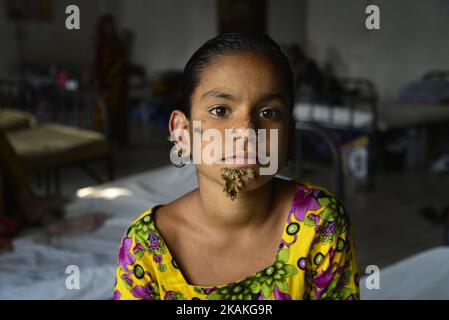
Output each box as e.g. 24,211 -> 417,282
194,171 -> 275,236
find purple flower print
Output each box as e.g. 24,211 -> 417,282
307,213 -> 321,227
153,254 -> 163,263
148,231 -> 159,244
130,283 -> 156,300
204,287 -> 215,295
119,238 -> 136,271
324,221 -> 336,235
274,287 -> 292,300
162,286 -> 178,300
312,249 -> 338,299
150,240 -> 160,249
316,220 -> 337,236
133,243 -> 146,253
121,273 -> 133,288
313,267 -> 336,292
291,186 -> 321,222
113,290 -> 121,300
164,291 -> 177,300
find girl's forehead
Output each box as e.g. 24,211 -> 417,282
194,53 -> 286,99
203,53 -> 281,79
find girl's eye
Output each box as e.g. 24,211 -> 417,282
259,108 -> 279,119
209,106 -> 230,117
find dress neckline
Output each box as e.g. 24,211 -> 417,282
148,181 -> 302,288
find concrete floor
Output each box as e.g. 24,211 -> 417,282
39,119 -> 448,274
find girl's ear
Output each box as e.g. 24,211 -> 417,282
168,109 -> 190,141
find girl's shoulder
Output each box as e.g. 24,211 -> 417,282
128,188 -> 196,231
289,179 -> 352,237
124,207 -> 158,242
274,177 -> 342,207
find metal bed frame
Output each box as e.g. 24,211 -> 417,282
296,77 -> 379,190
295,122 -> 345,202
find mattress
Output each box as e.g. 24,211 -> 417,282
360,246 -> 449,300
294,102 -> 449,132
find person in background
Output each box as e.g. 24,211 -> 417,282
87,14 -> 129,145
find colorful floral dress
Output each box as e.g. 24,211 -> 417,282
113,181 -> 360,300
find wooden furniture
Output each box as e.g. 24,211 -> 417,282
1,84 -> 114,195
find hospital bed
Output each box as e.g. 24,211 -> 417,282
295,80 -> 449,188
0,165 -> 197,299
0,80 -> 114,194
360,246 -> 449,300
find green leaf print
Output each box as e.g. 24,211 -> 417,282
127,228 -> 135,237
134,249 -> 144,260
249,282 -> 261,293
277,248 -> 289,263
318,196 -> 331,207
207,281 -> 254,300
305,216 -> 316,227
122,278 -> 132,290
261,282 -> 272,298
320,207 -> 336,221
283,265 -> 297,277
276,279 -> 288,291
204,248 -> 299,300
336,287 -> 353,300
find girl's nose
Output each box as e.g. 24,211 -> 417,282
230,119 -> 258,145
233,118 -> 256,131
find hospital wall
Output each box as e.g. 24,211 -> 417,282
0,0 -> 120,76
1,0 -> 448,101
307,0 -> 449,100
118,0 -> 307,73
0,0 -> 306,79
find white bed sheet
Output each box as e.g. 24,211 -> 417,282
0,165 -> 198,300
360,247 -> 449,300
294,102 -> 375,129
294,102 -> 449,132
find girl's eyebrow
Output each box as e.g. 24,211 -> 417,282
258,92 -> 287,105
200,90 -> 287,105
201,89 -> 236,101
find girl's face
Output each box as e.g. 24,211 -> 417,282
170,52 -> 293,192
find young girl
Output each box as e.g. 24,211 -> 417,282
114,33 -> 360,300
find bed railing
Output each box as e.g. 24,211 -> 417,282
295,122 -> 345,201
0,79 -> 24,109
36,89 -> 110,138
0,79 -> 110,137
295,77 -> 379,190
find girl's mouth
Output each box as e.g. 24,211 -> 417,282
221,153 -> 258,166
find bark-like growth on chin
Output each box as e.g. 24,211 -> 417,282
220,167 -> 256,201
